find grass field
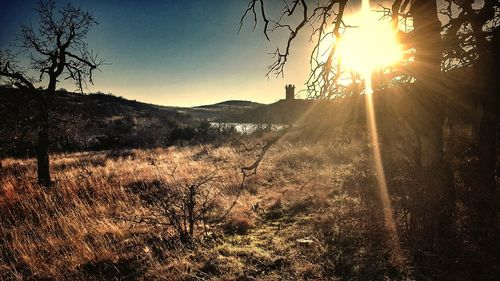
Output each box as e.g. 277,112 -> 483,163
0,140 -> 420,280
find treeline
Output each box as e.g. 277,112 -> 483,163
0,87 -> 238,157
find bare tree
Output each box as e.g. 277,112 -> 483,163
240,0 -> 351,99
239,0 -> 449,255
439,0 -> 499,251
0,0 -> 105,186
389,0 -> 458,254
242,0 -> 499,263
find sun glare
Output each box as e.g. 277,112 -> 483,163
336,0 -> 402,93
340,0 -> 405,266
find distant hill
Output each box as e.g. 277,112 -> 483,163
221,99 -> 315,124
222,82 -> 483,134
198,100 -> 263,107
176,100 -> 264,121
0,88 -> 263,156
220,88 -> 412,126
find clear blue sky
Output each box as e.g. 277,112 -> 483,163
0,0 -> 365,106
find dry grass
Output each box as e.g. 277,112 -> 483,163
0,142 -> 415,280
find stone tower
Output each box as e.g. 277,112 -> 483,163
285,84 -> 295,100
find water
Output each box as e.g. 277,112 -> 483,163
209,122 -> 285,134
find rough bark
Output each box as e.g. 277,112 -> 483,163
36,83 -> 54,187
36,105 -> 51,186
475,24 -> 499,252
410,0 -> 455,252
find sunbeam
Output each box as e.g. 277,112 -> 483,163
340,0 -> 405,265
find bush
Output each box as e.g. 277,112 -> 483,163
127,170 -> 225,243
223,214 -> 254,235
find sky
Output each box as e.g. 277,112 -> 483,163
0,0 -> 366,106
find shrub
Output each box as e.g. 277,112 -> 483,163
127,170 -> 225,243
223,214 -> 254,235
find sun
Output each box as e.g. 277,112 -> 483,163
337,17 -> 402,75
336,0 -> 402,92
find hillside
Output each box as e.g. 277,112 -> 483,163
0,88 -> 262,155
176,100 -> 264,121
221,97 -> 369,126
221,82 -> 480,129
222,99 -> 315,124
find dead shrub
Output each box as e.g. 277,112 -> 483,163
125,169 -> 226,243
223,214 -> 254,235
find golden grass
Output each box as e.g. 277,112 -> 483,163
0,142 -> 413,280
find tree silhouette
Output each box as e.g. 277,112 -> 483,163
440,0 -> 499,252
242,0 -> 499,264
240,0 -> 350,98
0,0 -> 104,186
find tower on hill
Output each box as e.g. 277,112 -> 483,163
285,84 -> 295,100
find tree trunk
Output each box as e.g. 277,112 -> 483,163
37,117 -> 51,186
36,82 -> 54,187
410,0 -> 455,252
477,0 -> 499,195
474,25 -> 499,253
411,0 -> 444,169
475,106 -> 497,246
478,110 -> 497,193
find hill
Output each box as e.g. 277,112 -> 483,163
175,100 -> 264,121
0,88 -> 262,156
221,99 -> 315,124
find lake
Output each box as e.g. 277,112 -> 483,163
209,122 -> 285,134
